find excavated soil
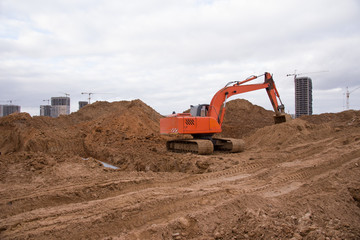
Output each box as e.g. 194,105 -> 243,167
219,99 -> 276,138
0,99 -> 360,239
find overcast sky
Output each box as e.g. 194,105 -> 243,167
1,0 -> 360,116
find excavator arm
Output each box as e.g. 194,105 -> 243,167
208,72 -> 285,126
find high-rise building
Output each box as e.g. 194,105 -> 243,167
40,105 -> 52,117
295,76 -> 312,118
78,101 -> 88,110
0,104 -> 21,117
51,97 -> 70,117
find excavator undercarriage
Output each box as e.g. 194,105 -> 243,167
166,135 -> 245,155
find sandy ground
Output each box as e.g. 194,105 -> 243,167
0,99 -> 359,239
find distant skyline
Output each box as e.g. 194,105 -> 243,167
1,0 -> 360,116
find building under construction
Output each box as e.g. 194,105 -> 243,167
0,104 -> 21,117
50,97 -> 70,117
79,101 -> 88,110
40,105 -> 52,117
295,76 -> 312,118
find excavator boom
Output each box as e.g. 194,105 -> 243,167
208,72 -> 285,126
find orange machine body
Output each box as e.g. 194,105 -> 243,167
160,113 -> 221,135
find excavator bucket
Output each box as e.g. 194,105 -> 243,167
273,114 -> 287,124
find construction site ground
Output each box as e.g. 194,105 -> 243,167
0,99 -> 360,239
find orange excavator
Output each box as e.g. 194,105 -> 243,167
160,72 -> 286,154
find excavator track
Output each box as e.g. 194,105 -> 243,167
213,138 -> 245,153
166,139 -> 214,155
166,138 -> 245,154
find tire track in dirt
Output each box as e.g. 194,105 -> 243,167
2,147 -> 359,239
1,187 -> 228,239
0,161 -> 270,218
0,160 -> 274,239
0,155 -> 294,239
0,177 -> 155,217
274,149 -> 360,184
262,148 -> 360,197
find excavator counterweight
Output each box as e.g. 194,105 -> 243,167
160,72 -> 286,154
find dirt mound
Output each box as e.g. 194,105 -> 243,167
245,110 -> 360,150
300,110 -> 360,127
73,99 -> 161,124
0,100 -> 168,170
218,99 -> 279,138
0,112 -> 81,155
245,118 -> 331,148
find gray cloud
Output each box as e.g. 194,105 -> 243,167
1,0 -> 360,115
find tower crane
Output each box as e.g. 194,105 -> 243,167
0,100 -> 15,104
81,92 -> 95,104
345,86 -> 360,110
81,92 -> 111,104
286,70 -> 328,79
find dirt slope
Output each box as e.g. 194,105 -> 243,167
0,99 -> 172,172
219,99 -> 276,138
0,100 -> 359,239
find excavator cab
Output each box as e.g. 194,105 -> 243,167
190,104 -> 209,117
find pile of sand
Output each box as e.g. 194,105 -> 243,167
0,100 -> 170,171
244,110 -> 360,149
219,99 -> 276,138
300,110 -> 360,127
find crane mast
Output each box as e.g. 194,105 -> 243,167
346,86 -> 360,110
81,92 -> 94,104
